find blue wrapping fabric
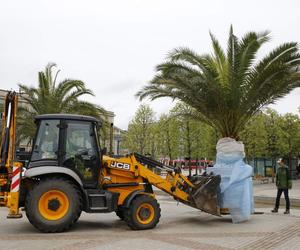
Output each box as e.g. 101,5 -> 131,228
208,138 -> 254,223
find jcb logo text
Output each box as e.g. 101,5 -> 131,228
110,161 -> 130,170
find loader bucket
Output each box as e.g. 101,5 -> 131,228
190,175 -> 221,216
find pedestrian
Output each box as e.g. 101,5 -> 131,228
271,158 -> 292,214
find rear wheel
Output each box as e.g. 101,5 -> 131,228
25,177 -> 82,233
124,195 -> 161,230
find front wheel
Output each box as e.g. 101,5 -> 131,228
25,177 -> 82,233
124,195 -> 161,230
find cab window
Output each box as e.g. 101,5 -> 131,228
63,121 -> 98,183
31,120 -> 59,161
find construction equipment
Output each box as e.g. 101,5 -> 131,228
0,91 -> 221,233
0,91 -> 22,218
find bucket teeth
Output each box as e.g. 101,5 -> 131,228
190,175 -> 221,216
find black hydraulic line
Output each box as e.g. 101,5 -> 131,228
133,152 -> 174,172
0,128 -> 10,167
103,182 -> 140,188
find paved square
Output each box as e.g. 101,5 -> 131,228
0,195 -> 300,250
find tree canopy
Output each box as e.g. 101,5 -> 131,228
137,26 -> 300,139
122,104 -> 156,155
17,63 -> 104,142
122,104 -> 300,161
122,103 -> 217,160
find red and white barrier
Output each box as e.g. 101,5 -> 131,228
10,167 -> 21,192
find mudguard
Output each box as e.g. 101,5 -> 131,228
122,190 -> 153,208
24,166 -> 83,186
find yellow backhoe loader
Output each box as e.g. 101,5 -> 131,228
0,91 -> 221,232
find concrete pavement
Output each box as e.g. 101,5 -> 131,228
254,179 -> 300,207
0,180 -> 300,249
0,195 -> 300,249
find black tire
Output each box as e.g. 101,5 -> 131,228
124,195 -> 161,230
25,177 -> 82,233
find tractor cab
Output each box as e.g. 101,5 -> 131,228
28,114 -> 102,188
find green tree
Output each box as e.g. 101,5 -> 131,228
264,109 -> 287,182
263,109 -> 285,158
156,114 -> 180,161
137,26 -> 300,140
280,113 -> 300,158
18,63 -> 104,142
192,123 -> 217,160
240,109 -> 300,159
170,104 -> 200,159
170,103 -> 195,161
169,103 -> 217,160
122,104 -> 156,155
240,112 -> 268,159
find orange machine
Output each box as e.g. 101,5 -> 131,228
0,92 -> 220,233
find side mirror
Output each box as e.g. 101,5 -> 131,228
101,147 -> 107,155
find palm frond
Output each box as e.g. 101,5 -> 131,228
136,26 -> 300,138
18,63 -> 100,140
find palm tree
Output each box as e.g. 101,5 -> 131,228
137,27 -> 300,139
18,63 -> 105,141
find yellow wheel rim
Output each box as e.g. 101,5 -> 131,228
38,190 -> 69,221
136,203 -> 155,225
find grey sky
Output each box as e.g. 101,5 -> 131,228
1,0 -> 300,129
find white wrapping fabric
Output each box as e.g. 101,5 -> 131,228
208,137 -> 254,223
216,137 -> 245,157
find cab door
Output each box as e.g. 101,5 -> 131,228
62,120 -> 100,188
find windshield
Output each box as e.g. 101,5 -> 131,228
31,120 -> 59,161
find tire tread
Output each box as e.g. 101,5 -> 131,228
25,176 -> 82,233
124,194 -> 161,230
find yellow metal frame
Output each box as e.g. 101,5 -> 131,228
102,154 -> 196,206
0,93 -> 22,218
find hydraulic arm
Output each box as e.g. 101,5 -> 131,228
0,91 -> 22,218
103,153 -> 221,216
